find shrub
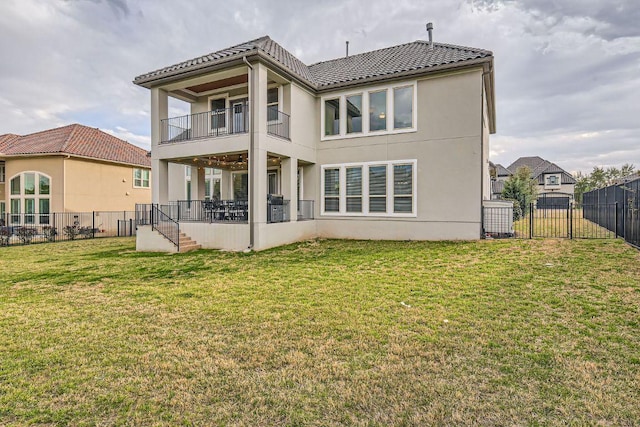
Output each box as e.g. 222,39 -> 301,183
79,227 -> 94,239
16,227 -> 38,244
42,226 -> 57,242
0,227 -> 11,246
63,225 -> 80,240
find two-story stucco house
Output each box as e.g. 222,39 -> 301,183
492,156 -> 576,207
134,33 -> 496,252
0,124 -> 151,225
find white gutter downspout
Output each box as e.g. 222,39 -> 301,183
243,56 -> 255,249
481,68 -> 491,238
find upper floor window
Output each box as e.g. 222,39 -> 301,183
394,86 -> 413,129
267,87 -> 280,122
369,90 -> 387,132
545,174 -> 561,188
346,94 -> 362,134
0,162 -> 5,183
321,82 -> 416,140
324,98 -> 340,136
134,168 -> 150,188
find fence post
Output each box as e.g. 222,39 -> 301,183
129,218 -> 133,236
569,204 -> 573,239
92,211 -> 96,238
529,203 -> 533,239
615,202 -> 618,238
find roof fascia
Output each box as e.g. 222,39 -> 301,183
135,51 -> 317,93
2,152 -> 151,169
314,56 -> 492,93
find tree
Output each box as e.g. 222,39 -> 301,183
573,163 -> 637,203
501,166 -> 538,219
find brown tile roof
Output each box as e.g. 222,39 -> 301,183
308,41 -> 493,89
134,36 -> 315,87
0,124 -> 150,167
134,36 -> 493,91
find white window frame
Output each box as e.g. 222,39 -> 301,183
267,168 -> 280,195
267,85 -> 283,124
544,173 -> 561,189
345,92 -> 364,135
320,159 -> 417,217
133,168 -> 150,188
208,94 -> 229,133
392,85 -> 415,130
323,96 -> 341,137
8,171 -> 52,225
320,81 -> 417,141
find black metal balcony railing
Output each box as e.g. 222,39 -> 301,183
161,105 -> 249,143
267,108 -> 290,140
160,104 -> 291,143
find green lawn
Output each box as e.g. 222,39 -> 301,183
1,237 -> 639,425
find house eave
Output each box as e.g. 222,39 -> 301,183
1,152 -> 151,169
133,51 -> 317,93
314,56 -> 493,92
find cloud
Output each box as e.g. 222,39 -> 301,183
0,0 -> 638,173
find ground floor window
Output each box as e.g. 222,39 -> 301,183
9,172 -> 51,224
232,173 -> 249,201
321,160 -> 416,216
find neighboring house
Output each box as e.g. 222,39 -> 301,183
134,33 -> 496,252
0,124 -> 151,223
491,156 -> 576,205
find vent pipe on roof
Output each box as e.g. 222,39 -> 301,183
346,41 -> 349,57
426,22 -> 434,49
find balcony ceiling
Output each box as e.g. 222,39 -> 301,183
172,152 -> 285,171
186,74 -> 248,94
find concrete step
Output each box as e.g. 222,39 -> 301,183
176,232 -> 200,252
179,243 -> 201,253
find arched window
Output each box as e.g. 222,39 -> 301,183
9,172 -> 51,225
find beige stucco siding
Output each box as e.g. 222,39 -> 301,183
539,183 -> 575,196
3,156 -> 65,212
289,84 -> 318,153
315,69 -> 484,240
63,158 -> 150,212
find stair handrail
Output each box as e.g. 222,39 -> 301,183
150,204 -> 180,251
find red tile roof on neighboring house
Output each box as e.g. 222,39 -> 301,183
0,133 -> 20,154
0,124 -> 150,167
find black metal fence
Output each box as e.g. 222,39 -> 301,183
583,178 -> 640,248
0,211 -> 136,247
482,202 -> 618,239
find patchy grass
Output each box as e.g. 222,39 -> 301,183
1,237 -> 639,425
513,208 -> 616,239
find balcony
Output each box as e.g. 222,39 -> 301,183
160,104 -> 290,144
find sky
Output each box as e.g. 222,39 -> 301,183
1,0 -> 639,174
